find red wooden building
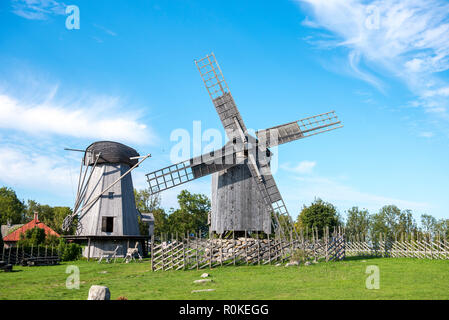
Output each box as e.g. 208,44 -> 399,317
2,213 -> 60,248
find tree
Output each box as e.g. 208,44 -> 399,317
0,186 -> 25,225
18,227 -> 46,246
421,214 -> 437,236
134,188 -> 161,213
23,199 -> 40,222
23,200 -> 73,234
436,219 -> 449,240
276,213 -> 295,237
296,198 -> 341,237
397,209 -> 417,235
134,188 -> 168,235
166,190 -> 210,236
345,207 -> 370,237
370,205 -> 417,239
52,207 -> 74,235
151,208 -> 169,235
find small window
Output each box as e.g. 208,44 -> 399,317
108,192 -> 114,199
101,217 -> 114,233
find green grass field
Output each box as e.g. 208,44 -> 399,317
0,257 -> 448,300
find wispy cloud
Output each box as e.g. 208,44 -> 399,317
93,24 -> 117,37
11,0 -> 67,20
281,160 -> 317,174
0,91 -> 155,145
418,131 -> 434,138
298,0 -> 449,118
0,146 -> 75,197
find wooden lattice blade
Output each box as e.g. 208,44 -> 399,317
195,53 -> 248,140
145,142 -> 244,195
256,111 -> 343,148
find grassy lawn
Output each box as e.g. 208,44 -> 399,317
0,257 -> 448,300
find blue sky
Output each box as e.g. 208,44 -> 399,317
0,0 -> 448,223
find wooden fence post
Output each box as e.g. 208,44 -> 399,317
268,233 -> 271,265
209,230 -> 212,269
220,234 -> 223,268
290,230 -> 293,262
87,238 -> 91,261
245,230 -> 248,266
233,230 -> 236,266
325,227 -> 329,262
150,235 -> 154,272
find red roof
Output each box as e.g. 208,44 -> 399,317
3,214 -> 60,242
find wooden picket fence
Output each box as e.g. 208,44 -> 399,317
345,237 -> 449,259
150,231 -> 345,271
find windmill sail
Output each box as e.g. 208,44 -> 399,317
195,53 -> 247,139
146,142 -> 243,194
256,111 -> 343,147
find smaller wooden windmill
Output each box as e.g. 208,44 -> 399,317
62,141 -> 152,259
145,53 -> 343,238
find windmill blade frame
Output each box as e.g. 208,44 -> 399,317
256,110 -> 343,148
195,53 -> 248,139
145,141 -> 247,195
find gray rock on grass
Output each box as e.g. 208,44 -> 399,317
191,289 -> 216,293
194,279 -> 213,284
88,285 -> 111,300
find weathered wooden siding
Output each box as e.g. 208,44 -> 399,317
211,162 -> 271,234
77,163 -> 140,238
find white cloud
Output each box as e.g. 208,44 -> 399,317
298,0 -> 449,116
418,131 -> 434,138
93,24 -> 117,37
0,92 -> 155,145
11,0 -> 66,20
0,146 -> 75,197
422,86 -> 449,98
281,160 -> 316,174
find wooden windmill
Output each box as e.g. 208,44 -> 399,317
62,141 -> 152,258
146,53 -> 343,237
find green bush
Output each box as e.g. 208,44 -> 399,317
57,239 -> 82,261
291,248 -> 312,263
18,227 -> 46,247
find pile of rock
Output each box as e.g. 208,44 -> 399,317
198,238 -> 291,263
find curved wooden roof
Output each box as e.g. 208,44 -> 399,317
84,141 -> 140,167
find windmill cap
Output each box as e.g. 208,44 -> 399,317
84,141 -> 140,167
